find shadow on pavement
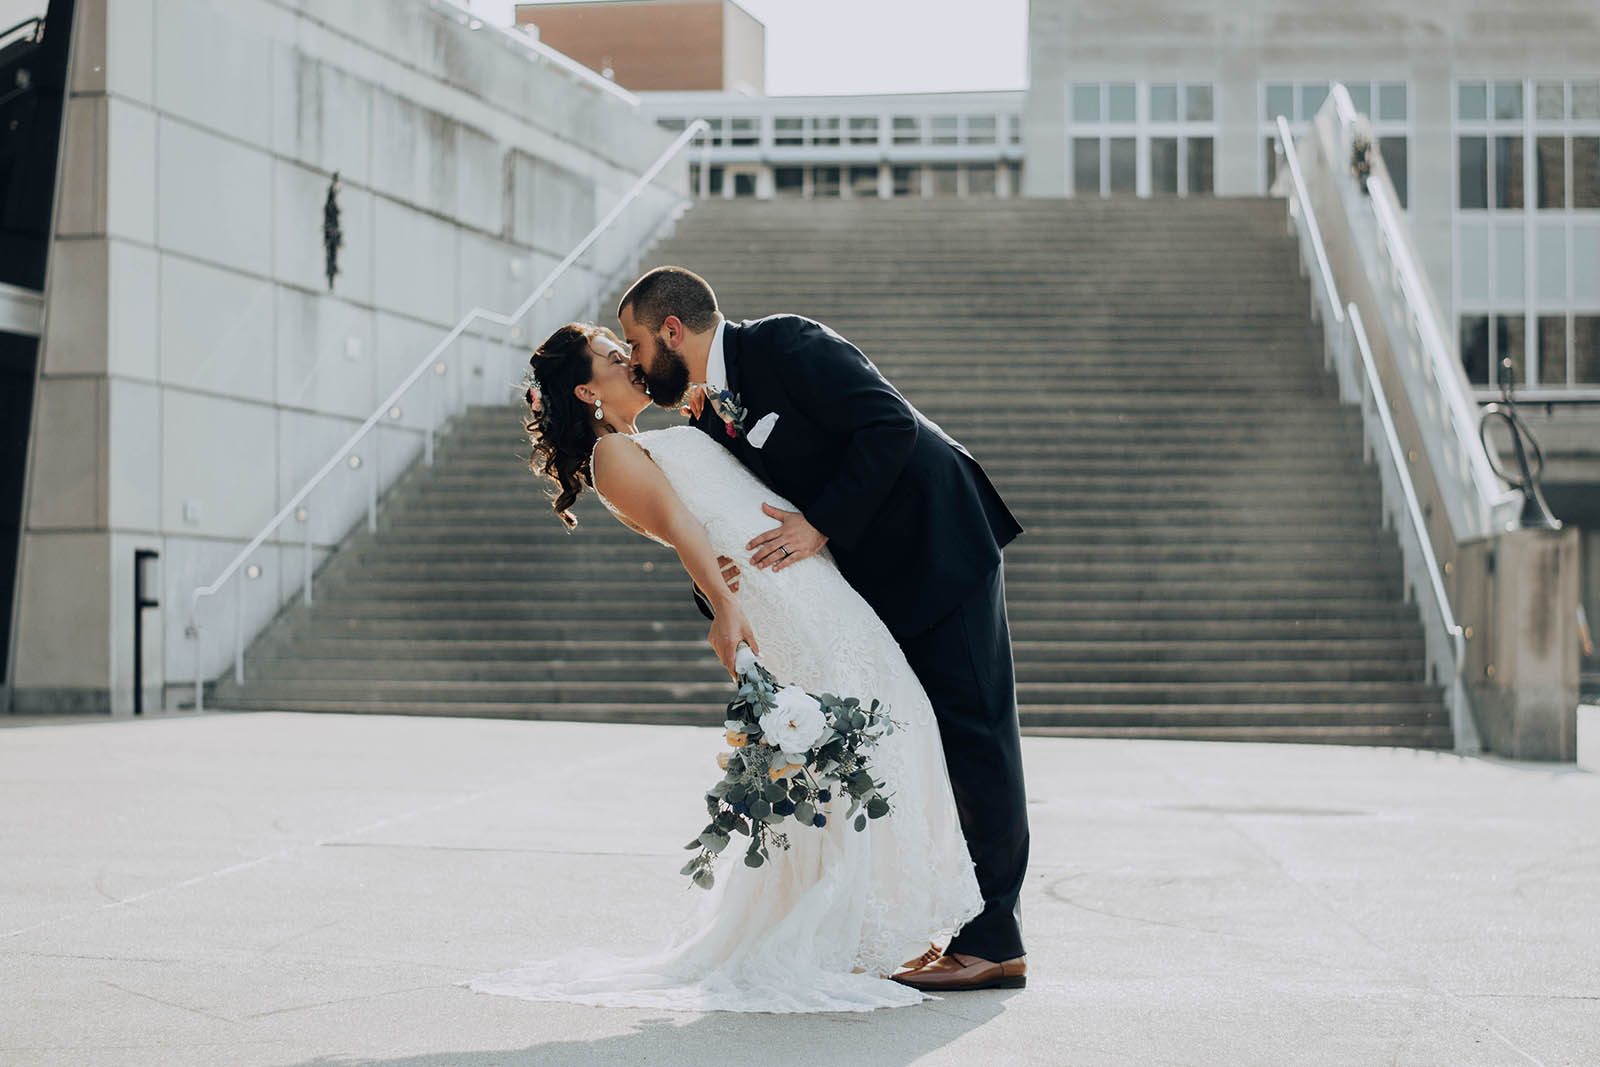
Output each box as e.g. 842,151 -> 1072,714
288,990 -> 1016,1066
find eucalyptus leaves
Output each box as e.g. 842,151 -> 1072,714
681,646 -> 895,890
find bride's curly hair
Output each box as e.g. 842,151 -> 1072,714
522,322 -> 620,530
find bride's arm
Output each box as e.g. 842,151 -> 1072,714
592,434 -> 760,675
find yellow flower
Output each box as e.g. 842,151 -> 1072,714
768,760 -> 802,781
725,731 -> 748,748
716,751 -> 732,770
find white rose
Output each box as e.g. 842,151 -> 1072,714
758,686 -> 829,756
734,644 -> 760,677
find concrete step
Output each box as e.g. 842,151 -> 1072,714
241,654 -> 1426,685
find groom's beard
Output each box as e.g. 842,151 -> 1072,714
643,345 -> 692,409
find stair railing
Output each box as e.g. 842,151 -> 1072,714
1325,85 -> 1519,538
1273,115 -> 1479,753
187,119 -> 709,713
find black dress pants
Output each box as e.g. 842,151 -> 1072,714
899,560 -> 1029,961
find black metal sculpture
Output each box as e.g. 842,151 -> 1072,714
1479,357 -> 1562,530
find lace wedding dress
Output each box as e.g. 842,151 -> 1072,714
466,425 -> 982,1013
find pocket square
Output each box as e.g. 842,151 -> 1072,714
746,411 -> 780,449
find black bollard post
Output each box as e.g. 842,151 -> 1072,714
134,549 -> 159,716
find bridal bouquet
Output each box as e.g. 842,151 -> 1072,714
681,646 -> 895,890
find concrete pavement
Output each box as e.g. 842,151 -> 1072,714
2,711 -> 1597,1066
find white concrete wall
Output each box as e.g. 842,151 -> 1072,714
1023,0 -> 1600,305
12,0 -> 686,714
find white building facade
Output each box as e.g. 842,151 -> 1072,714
639,90 -> 1025,202
1024,0 -> 1600,402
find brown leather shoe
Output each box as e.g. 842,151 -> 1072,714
890,952 -> 1026,992
897,943 -> 943,975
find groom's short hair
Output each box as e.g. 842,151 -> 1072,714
618,266 -> 719,333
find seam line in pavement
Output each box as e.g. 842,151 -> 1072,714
0,783 -> 514,943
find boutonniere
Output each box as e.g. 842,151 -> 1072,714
712,388 -> 749,439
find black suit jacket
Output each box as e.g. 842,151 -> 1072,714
691,314 -> 1021,641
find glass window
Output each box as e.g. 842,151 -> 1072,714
732,172 -> 757,197
1574,82 -> 1600,121
1186,84 -> 1214,122
1347,84 -> 1372,116
1538,317 -> 1567,386
775,117 -> 804,146
706,165 -> 724,196
1537,226 -> 1567,303
930,115 -> 959,145
1459,82 -> 1488,121
1536,83 -> 1566,121
967,164 -> 997,197
1379,136 -> 1408,209
811,117 -> 840,146
1072,84 -> 1101,123
1574,137 -> 1600,208
1460,315 -> 1491,385
1108,137 -> 1136,194
930,164 -> 960,198
1299,83 -> 1328,118
1495,137 -> 1524,210
1151,84 -> 1179,122
1495,315 -> 1526,387
1537,137 -> 1567,210
1073,138 -> 1100,195
1265,84 -> 1293,121
1108,84 -> 1136,122
1575,228 -> 1600,303
1265,136 -> 1283,192
688,163 -> 700,192
774,167 -> 804,197
891,165 -> 920,197
1459,136 -> 1488,209
1378,82 -> 1407,121
892,116 -> 919,145
811,166 -> 840,197
849,165 -> 879,198
1008,115 -> 1022,145
1459,224 -> 1490,302
1151,138 -> 1179,195
1494,82 -> 1523,120
1188,137 -> 1214,196
729,117 -> 758,147
1576,317 -> 1600,383
1495,222 -> 1525,300
966,115 -> 997,145
658,118 -> 686,132
700,118 -> 724,146
848,116 -> 878,146
1007,161 -> 1023,195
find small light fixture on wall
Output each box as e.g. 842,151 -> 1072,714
323,171 -> 344,291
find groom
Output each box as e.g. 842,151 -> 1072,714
618,266 -> 1029,992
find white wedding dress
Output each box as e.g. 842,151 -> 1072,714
467,425 -> 983,1013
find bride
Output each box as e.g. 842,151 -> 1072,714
465,323 -> 983,1013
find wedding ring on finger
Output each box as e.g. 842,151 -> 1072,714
780,546 -> 790,559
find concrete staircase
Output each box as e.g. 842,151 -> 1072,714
213,197 -> 1450,747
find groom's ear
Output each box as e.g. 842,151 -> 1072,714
662,314 -> 685,347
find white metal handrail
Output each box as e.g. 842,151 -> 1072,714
1347,303 -> 1476,751
188,119 -> 709,711
1273,117 -> 1478,752
1328,84 -> 1519,535
1274,115 -> 1344,336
